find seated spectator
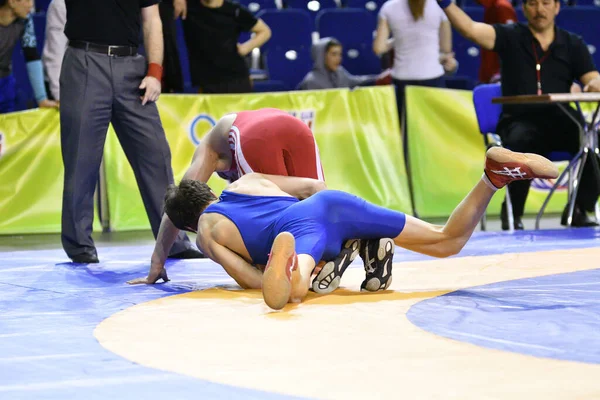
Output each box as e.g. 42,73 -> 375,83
182,0 -> 271,94
297,37 -> 381,90
0,0 -> 57,113
438,0 -> 600,228
41,0 -> 66,101
477,0 -> 517,83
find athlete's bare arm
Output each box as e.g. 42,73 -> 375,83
183,114 -> 237,182
129,114 -> 238,285
197,217 -> 263,289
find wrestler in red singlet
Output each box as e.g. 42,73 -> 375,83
216,108 -> 325,182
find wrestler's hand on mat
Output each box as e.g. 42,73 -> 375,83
127,264 -> 169,285
39,99 -> 59,109
139,76 -> 161,105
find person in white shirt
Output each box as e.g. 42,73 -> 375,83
41,0 -> 66,101
373,0 -> 458,115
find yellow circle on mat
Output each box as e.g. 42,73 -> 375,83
96,248 -> 600,399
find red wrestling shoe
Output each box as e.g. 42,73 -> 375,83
262,232 -> 298,310
484,147 -> 559,189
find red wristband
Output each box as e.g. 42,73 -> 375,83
147,63 -> 163,80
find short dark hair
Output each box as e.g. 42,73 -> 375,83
163,179 -> 216,232
0,0 -> 8,7
325,38 -> 342,53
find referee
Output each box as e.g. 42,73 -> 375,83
60,0 -> 202,263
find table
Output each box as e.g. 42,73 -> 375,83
492,93 -> 600,228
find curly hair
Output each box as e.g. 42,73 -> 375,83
164,179 -> 216,232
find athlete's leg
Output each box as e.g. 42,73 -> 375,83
394,147 -> 558,257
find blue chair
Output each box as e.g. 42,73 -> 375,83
264,47 -> 313,89
284,0 -> 338,27
556,7 -> 600,68
452,7 -> 484,84
257,9 -> 313,51
316,8 -> 380,75
256,9 -> 313,87
472,84 -> 515,230
344,0 -> 384,16
235,0 -> 279,13
472,83 -> 580,230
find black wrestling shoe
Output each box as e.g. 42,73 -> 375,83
311,239 -> 361,294
360,238 -> 395,292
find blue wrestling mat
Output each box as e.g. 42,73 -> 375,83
1,228 -> 599,399
407,268 -> 600,364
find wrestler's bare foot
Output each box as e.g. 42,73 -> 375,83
262,232 -> 297,310
485,147 -> 559,189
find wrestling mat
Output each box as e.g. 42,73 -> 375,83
2,228 -> 600,399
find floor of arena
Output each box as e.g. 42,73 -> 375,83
2,215 -> 600,400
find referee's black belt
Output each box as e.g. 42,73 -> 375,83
69,41 -> 137,57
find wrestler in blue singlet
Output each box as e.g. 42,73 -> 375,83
204,190 -> 407,266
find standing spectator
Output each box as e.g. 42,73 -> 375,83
60,0 -> 203,263
297,37 -> 381,90
436,0 -> 600,228
159,0 -> 185,92
41,0 -> 66,101
477,0 -> 517,83
373,0 -> 458,115
182,0 -> 271,94
0,0 -> 57,113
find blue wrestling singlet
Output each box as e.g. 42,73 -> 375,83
204,190 -> 406,265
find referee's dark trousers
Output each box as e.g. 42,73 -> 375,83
59,44 -> 193,259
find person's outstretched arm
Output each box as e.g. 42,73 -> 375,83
437,0 -> 497,51
130,116 -> 235,284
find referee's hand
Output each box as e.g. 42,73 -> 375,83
139,76 -> 161,105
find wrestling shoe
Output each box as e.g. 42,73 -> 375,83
262,232 -> 298,310
360,238 -> 395,292
484,147 -> 559,189
311,239 -> 361,294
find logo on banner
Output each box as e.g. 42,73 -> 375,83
0,132 -> 4,158
189,114 -> 217,145
287,110 -> 316,129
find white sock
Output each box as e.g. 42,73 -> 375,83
482,172 -> 499,191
